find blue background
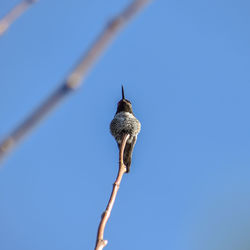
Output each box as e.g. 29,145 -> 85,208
1,0 -> 250,249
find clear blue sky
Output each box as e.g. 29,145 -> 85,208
1,0 -> 250,249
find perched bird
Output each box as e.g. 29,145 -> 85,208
110,86 -> 141,173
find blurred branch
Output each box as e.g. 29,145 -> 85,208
95,134 -> 130,250
0,0 -> 151,162
0,0 -> 38,36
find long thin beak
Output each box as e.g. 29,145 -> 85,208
122,85 -> 125,100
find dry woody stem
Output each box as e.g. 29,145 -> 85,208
95,134 -> 130,250
0,0 -> 151,163
0,0 -> 38,36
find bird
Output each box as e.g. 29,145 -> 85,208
110,86 -> 141,173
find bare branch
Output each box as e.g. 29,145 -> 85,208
95,134 -> 130,250
0,0 -> 38,36
0,0 -> 151,162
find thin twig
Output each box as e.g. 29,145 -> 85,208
0,0 -> 151,162
0,0 -> 38,36
95,134 -> 130,250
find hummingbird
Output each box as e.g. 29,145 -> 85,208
110,86 -> 141,173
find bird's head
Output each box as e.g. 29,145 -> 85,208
116,86 -> 133,114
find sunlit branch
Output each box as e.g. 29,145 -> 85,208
95,134 -> 130,250
0,0 -> 38,36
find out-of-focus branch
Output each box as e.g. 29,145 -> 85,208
0,0 -> 151,162
95,134 -> 130,250
0,0 -> 38,36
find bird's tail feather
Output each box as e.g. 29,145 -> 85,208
123,137 -> 136,173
